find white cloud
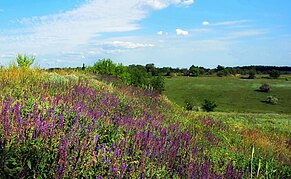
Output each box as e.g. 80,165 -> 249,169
0,0 -> 195,67
105,41 -> 154,49
223,29 -> 268,39
157,31 -> 164,35
202,21 -> 209,26
143,0 -> 194,9
204,20 -> 250,27
288,52 -> 291,55
181,0 -> 194,6
176,29 -> 189,36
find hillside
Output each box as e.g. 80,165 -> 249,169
0,67 -> 290,178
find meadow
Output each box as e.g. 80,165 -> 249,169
0,66 -> 290,178
164,75 -> 291,114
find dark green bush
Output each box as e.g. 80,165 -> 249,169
269,70 -> 280,79
266,96 -> 278,105
202,99 -> 217,112
259,83 -> 271,93
184,98 -> 201,111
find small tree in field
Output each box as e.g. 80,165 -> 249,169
265,96 -> 278,105
248,70 -> 256,79
269,70 -> 280,79
202,99 -> 217,112
259,83 -> 271,93
16,54 -> 35,68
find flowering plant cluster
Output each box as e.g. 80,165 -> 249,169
0,68 -> 289,178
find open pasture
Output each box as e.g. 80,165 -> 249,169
164,76 -> 291,114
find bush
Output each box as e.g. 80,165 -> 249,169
259,83 -> 271,93
184,98 -> 200,111
150,75 -> 165,94
202,99 -> 217,112
248,70 -> 256,79
269,70 -> 280,79
266,96 -> 278,105
16,54 -> 35,68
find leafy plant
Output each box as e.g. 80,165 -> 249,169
265,96 -> 278,105
202,99 -> 217,112
269,70 -> 280,79
16,54 -> 35,68
248,70 -> 256,79
259,83 -> 271,93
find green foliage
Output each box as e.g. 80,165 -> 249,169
259,83 -> 271,93
92,59 -> 131,84
269,70 -> 280,79
184,98 -> 200,111
16,54 -> 35,68
265,96 -> 278,105
248,70 -> 256,79
150,75 -> 165,94
202,99 -> 217,112
145,63 -> 158,76
127,65 -> 150,87
189,65 -> 200,77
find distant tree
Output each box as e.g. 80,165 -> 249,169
248,70 -> 256,79
128,65 -> 150,87
145,63 -> 158,76
16,54 -> 35,68
265,96 -> 278,105
202,99 -> 217,112
93,59 -> 116,75
150,75 -> 165,94
269,70 -> 280,79
189,65 -> 200,77
216,65 -> 225,72
259,83 -> 271,93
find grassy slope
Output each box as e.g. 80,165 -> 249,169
0,68 -> 290,178
164,76 -> 291,114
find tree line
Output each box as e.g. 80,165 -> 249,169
47,59 -> 291,92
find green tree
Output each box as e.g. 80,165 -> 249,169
150,75 -> 165,94
248,70 -> 256,79
93,59 -> 116,75
269,70 -> 280,79
189,65 -> 200,77
145,63 -> 158,76
127,65 -> 150,87
202,99 -> 217,112
16,54 -> 35,68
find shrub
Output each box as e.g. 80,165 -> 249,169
16,54 -> 35,68
248,70 -> 256,79
269,70 -> 280,79
184,98 -> 200,111
266,96 -> 278,105
202,99 -> 217,112
259,83 -> 271,93
150,75 -> 165,94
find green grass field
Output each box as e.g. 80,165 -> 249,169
164,76 -> 291,114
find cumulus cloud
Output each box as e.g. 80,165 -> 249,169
202,21 -> 209,26
176,29 -> 189,36
157,31 -> 164,35
181,0 -> 194,6
0,0 -> 195,67
105,41 -> 154,49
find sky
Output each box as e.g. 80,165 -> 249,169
0,0 -> 291,68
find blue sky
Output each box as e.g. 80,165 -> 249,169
0,0 -> 290,68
